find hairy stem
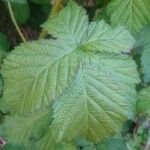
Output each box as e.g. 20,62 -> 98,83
7,2 -> 26,43
39,0 -> 62,39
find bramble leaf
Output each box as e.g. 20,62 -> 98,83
80,21 -> 135,54
1,1 -> 139,145
0,109 -> 51,145
106,0 -> 150,34
1,39 -> 79,114
48,53 -> 139,143
42,1 -> 89,42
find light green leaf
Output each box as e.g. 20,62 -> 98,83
1,1 -> 139,144
0,109 -> 51,145
42,1 -> 89,43
81,21 -> 135,54
106,0 -> 150,34
83,53 -> 139,107
1,39 -> 79,114
1,1 -> 137,115
48,53 -> 139,142
137,87 -> 150,116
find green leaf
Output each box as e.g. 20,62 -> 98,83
36,132 -> 76,150
43,2 -> 135,54
30,0 -> 49,5
75,136 -> 93,150
95,0 -> 111,6
0,33 -> 9,102
48,54 -> 139,142
0,33 -> 10,52
0,33 -> 9,61
10,1 -> 30,25
74,136 -> 128,150
95,137 -> 128,150
42,1 -> 89,43
136,26 -> 150,46
0,109 -> 51,145
0,77 -> 3,99
3,0 -> 26,4
1,39 -> 79,114
1,1 -> 139,144
137,87 -> 150,116
141,44 -> 150,83
106,0 -> 150,34
2,144 -> 32,150
136,26 -> 150,83
94,8 -> 109,22
81,20 -> 135,54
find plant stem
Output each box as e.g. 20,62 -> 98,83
39,0 -> 62,39
50,0 -> 62,17
7,2 -> 26,43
